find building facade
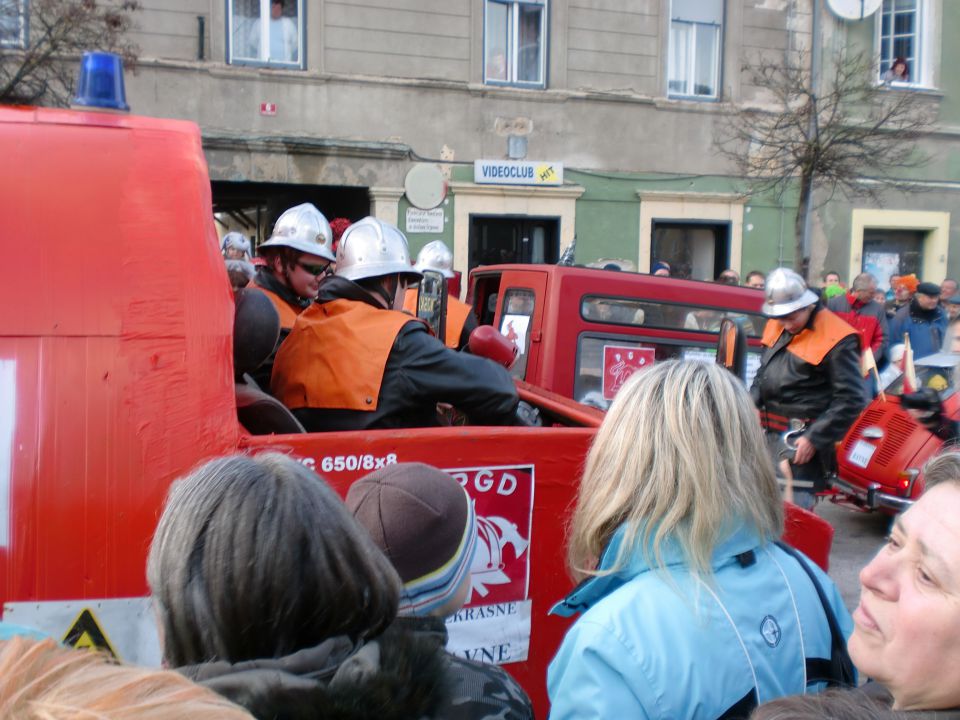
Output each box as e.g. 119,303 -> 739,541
58,0 -> 960,285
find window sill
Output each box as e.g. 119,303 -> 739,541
876,82 -> 943,98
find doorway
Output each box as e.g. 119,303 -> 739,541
651,221 -> 730,280
862,229 -> 925,291
469,216 -> 559,272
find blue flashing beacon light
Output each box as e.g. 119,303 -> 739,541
73,51 -> 130,112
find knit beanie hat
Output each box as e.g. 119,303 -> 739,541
346,463 -> 477,617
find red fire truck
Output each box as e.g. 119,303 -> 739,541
468,264 -> 766,408
0,87 -> 831,716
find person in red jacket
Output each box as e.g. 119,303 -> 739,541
827,272 -> 889,399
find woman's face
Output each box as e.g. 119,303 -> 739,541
848,483 -> 960,710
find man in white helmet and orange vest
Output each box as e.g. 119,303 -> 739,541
271,218 -> 518,431
751,267 -> 863,509
248,203 -> 335,387
251,203 -> 335,333
402,240 -> 478,351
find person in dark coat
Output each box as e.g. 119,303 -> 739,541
347,463 -> 534,720
889,281 -> 949,360
751,268 -> 864,509
147,453 -> 450,720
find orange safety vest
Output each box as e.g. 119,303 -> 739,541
402,287 -> 473,350
761,307 -> 858,366
271,298 -> 417,412
250,279 -> 302,331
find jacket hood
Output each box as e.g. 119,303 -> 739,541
551,523 -> 769,618
179,627 -> 448,720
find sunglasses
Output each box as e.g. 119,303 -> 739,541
297,261 -> 330,276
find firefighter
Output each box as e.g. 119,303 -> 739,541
402,240 -> 478,350
751,268 -> 864,509
251,203 -> 335,333
247,203 -> 335,388
271,217 -> 519,431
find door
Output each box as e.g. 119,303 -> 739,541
862,229 -> 925,292
651,221 -> 730,280
469,216 -> 559,272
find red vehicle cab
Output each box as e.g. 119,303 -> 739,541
832,352 -> 959,513
1,102 -> 832,718
469,264 -> 766,408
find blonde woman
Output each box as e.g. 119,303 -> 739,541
548,360 -> 852,719
0,636 -> 253,718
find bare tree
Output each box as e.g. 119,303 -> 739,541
1,0 -> 140,107
715,49 -> 934,276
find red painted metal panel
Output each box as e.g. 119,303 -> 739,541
0,110 -> 238,608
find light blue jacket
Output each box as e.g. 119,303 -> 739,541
547,524 -> 853,720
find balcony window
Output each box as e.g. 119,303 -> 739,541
668,0 -> 722,99
228,0 -> 303,68
878,0 -> 924,86
484,0 -> 546,88
0,0 -> 26,48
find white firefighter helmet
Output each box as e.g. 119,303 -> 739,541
260,203 -> 336,262
335,216 -> 422,283
220,231 -> 251,257
414,240 -> 455,278
762,268 -> 818,317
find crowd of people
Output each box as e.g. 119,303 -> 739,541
2,214 -> 960,716
4,364 -> 960,717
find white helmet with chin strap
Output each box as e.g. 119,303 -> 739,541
260,203 -> 336,263
335,217 -> 422,284
414,240 -> 455,279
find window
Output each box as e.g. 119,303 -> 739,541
878,0 -> 923,85
580,295 -> 765,338
499,288 -> 535,379
0,0 -> 26,49
484,0 -> 546,88
668,0 -> 722,99
573,334 -> 762,409
228,0 -> 303,67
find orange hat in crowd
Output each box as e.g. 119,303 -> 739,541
896,274 -> 919,293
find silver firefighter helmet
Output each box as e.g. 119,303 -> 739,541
762,268 -> 819,317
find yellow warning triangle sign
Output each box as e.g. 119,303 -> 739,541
62,608 -> 117,658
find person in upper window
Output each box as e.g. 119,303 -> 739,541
751,268 -> 863,509
883,57 -> 910,84
402,241 -> 478,351
889,282 -> 948,360
271,217 -> 519,431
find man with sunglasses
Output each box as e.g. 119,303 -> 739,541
249,203 -> 335,387
751,268 -> 864,509
271,217 -> 519,431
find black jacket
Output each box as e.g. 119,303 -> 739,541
394,616 -> 534,720
179,628 -> 448,720
751,304 -> 864,454
293,277 -> 519,432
